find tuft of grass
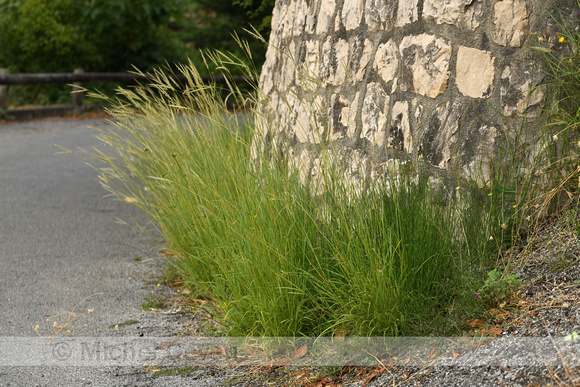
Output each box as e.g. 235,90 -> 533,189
84,36 -> 548,338
142,294 -> 164,311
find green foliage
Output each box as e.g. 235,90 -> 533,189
233,0 -> 275,34
478,269 -> 521,306
0,0 -> 184,73
0,0 -> 271,106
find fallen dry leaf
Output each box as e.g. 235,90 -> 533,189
293,369 -> 309,380
293,345 -> 308,358
465,319 -> 486,329
425,348 -> 438,360
452,351 -> 460,360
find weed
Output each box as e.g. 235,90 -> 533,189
141,294 -> 164,311
478,269 -> 521,307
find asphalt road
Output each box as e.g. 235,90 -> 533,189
0,118 -> 228,386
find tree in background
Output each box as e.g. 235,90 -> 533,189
0,0 -> 184,73
0,0 -> 274,104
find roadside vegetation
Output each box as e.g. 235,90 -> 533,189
77,7 -> 580,343
0,0 -> 273,107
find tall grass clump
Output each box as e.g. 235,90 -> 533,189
530,8 -> 580,215
88,41 -> 512,338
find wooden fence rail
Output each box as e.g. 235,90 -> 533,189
0,68 -> 254,118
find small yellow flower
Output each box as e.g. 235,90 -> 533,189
553,134 -> 559,142
559,36 -> 565,43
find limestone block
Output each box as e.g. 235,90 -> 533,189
280,1 -> 296,38
316,0 -> 336,34
293,0 -> 317,35
260,46 -> 278,95
492,0 -> 529,47
361,83 -> 390,147
328,92 -> 360,141
342,149 -> 369,199
500,61 -> 545,116
423,0 -> 483,30
421,101 -> 462,168
293,95 -> 326,144
365,0 -> 396,32
347,92 -> 360,139
342,0 -> 364,31
390,101 -> 413,152
322,37 -> 349,86
304,40 -> 321,79
329,94 -> 348,140
399,34 -> 452,98
456,46 -> 495,99
373,39 -> 399,85
462,124 -> 499,186
396,0 -> 420,26
412,99 -> 424,128
278,46 -> 297,92
348,37 -> 373,84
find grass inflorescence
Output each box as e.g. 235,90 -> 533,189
85,33 -> 573,339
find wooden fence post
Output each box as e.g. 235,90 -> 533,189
72,68 -> 84,110
0,68 -> 9,113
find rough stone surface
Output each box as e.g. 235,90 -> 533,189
329,92 -> 360,140
500,61 -> 545,116
396,0 -> 420,27
348,37 -> 373,84
316,0 -> 336,34
256,0 -> 567,188
365,0 -> 396,32
423,0 -> 483,30
342,0 -> 364,31
322,37 -> 349,86
456,46 -> 495,99
461,124 -> 499,185
399,34 -> 452,98
390,101 -> 413,153
361,82 -> 390,146
373,39 -> 399,85
492,0 -> 530,47
421,101 -> 462,169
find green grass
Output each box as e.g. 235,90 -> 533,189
82,32 -> 578,339
142,294 -> 165,311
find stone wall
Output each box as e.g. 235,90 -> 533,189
256,0 -> 579,189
